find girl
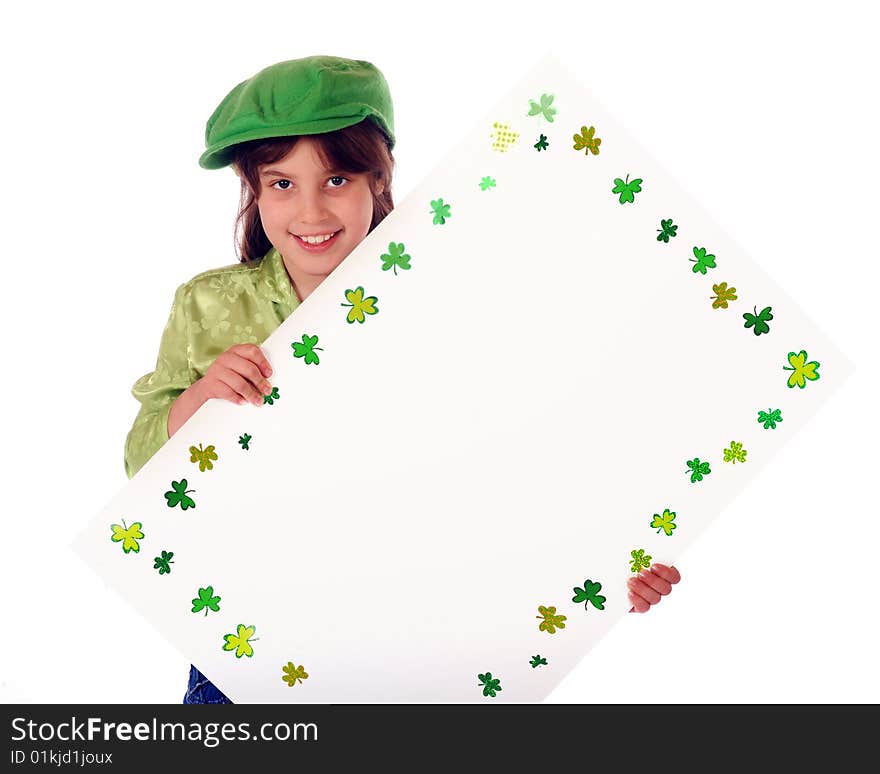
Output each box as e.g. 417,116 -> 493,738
123,55 -> 680,704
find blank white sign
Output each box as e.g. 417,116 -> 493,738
72,52 -> 853,702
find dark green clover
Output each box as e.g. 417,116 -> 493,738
657,219 -> 678,243
164,480 -> 196,510
743,305 -> 773,336
572,579 -> 606,610
153,550 -> 174,575
477,672 -> 502,698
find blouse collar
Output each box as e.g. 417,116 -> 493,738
255,247 -> 301,313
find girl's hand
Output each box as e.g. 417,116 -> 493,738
627,563 -> 681,613
196,344 -> 274,407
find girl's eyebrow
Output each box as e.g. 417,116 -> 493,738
259,168 -> 346,178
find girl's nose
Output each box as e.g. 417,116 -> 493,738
295,190 -> 332,220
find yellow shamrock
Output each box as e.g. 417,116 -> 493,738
490,121 -> 520,152
189,443 -> 218,472
650,508 -> 677,536
536,605 -> 567,634
110,519 -> 144,554
340,286 -> 379,324
710,282 -> 738,309
783,350 -> 821,389
723,440 -> 748,463
573,125 -> 602,155
282,662 -> 309,687
222,624 -> 258,658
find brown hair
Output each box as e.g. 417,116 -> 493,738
228,119 -> 395,263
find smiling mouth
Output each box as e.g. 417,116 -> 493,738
294,229 -> 340,240
292,230 -> 342,249
291,229 -> 342,249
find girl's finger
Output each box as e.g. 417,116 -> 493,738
627,577 -> 661,605
213,382 -> 246,405
649,564 -> 681,585
228,352 -> 273,396
628,590 -> 650,613
638,570 -> 672,596
218,369 -> 264,406
235,344 -> 273,377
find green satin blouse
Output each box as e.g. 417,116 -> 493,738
123,247 -> 300,479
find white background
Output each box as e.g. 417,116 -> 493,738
1,0 -> 877,703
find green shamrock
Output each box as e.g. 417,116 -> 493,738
340,287 -> 379,324
527,93 -> 557,122
292,334 -> 324,365
572,580 -> 606,610
743,305 -> 773,336
657,218 -> 678,242
612,173 -> 642,204
479,176 -> 496,191
430,198 -> 451,224
630,549 -> 652,573
689,246 -> 717,274
153,550 -> 174,575
529,655 -> 548,668
263,386 -> 280,405
783,350 -> 821,389
238,433 -> 252,450
191,585 -> 222,616
477,672 -> 502,698
164,479 -> 196,510
534,133 -> 549,151
380,242 -> 412,275
686,458 -> 712,483
757,408 -> 783,429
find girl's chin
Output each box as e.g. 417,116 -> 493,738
282,249 -> 348,272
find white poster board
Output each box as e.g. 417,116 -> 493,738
72,51 -> 853,702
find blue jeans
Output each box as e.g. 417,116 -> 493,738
182,664 -> 233,704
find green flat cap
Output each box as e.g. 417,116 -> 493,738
199,54 -> 395,170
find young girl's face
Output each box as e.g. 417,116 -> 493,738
256,137 -> 382,301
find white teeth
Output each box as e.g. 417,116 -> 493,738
298,232 -> 337,244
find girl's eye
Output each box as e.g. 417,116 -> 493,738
271,176 -> 349,191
